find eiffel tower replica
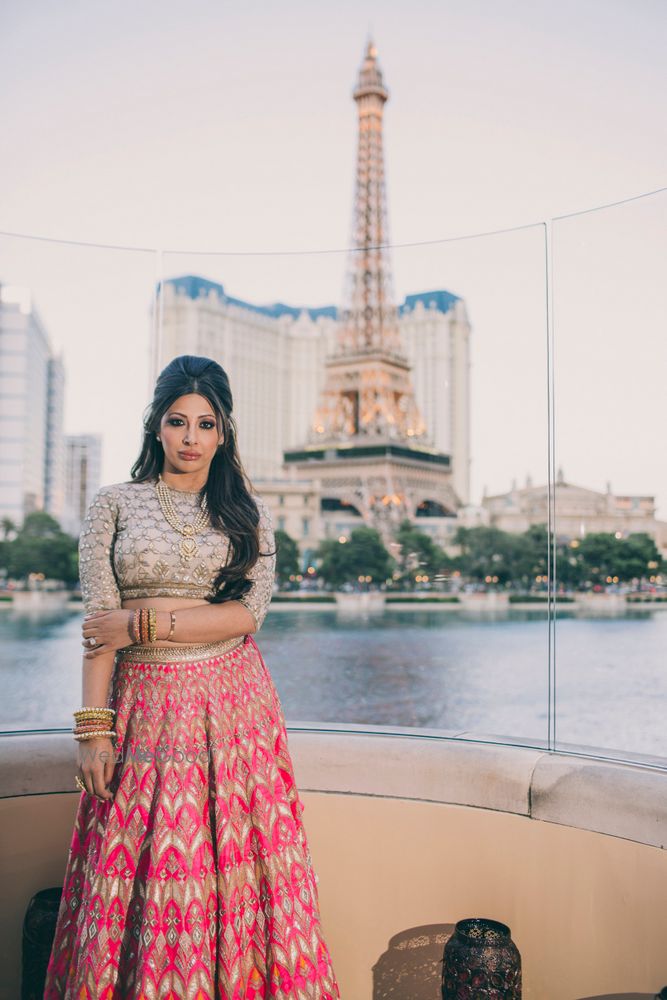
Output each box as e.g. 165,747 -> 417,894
284,40 -> 462,544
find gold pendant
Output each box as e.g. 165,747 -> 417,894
179,537 -> 198,559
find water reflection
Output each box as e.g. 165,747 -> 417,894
1,605 -> 665,760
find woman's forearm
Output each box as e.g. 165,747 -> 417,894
82,650 -> 117,708
155,601 -> 255,644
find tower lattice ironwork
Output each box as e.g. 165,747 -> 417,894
310,40 -> 429,445
285,40 -> 460,543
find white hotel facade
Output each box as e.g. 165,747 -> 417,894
150,275 -> 472,516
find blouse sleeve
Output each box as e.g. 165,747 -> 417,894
78,485 -> 123,615
237,495 -> 276,632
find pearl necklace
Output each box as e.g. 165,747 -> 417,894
155,474 -> 210,560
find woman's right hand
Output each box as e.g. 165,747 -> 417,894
76,737 -> 116,801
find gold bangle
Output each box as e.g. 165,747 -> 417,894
148,607 -> 157,643
132,608 -> 142,643
73,730 -> 116,741
72,725 -> 113,736
140,607 -> 147,644
166,611 -> 176,641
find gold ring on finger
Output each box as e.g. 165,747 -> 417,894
74,774 -> 87,794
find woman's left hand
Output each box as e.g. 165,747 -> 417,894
81,611 -> 134,659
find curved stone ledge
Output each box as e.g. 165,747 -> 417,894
1,725 -> 666,849
529,753 -> 667,848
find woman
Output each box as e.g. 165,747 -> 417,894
44,354 -> 341,999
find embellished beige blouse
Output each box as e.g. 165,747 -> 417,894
78,479 -> 276,631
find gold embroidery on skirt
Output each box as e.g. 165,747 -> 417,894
116,635 -> 245,663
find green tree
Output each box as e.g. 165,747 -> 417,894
496,524 -> 550,590
451,525 -> 524,587
393,519 -> 447,588
446,523 -> 552,590
577,532 -> 624,586
316,526 -> 395,589
274,529 -> 300,587
1,516 -> 17,540
543,531 -> 662,590
616,532 -> 663,582
0,511 -> 79,585
555,539 -> 588,589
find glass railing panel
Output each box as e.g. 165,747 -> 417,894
0,233 -> 158,731
162,222 -> 552,749
552,190 -> 667,761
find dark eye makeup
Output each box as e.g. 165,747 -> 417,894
166,418 -> 216,429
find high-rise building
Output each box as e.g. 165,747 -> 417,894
63,434 -> 103,536
45,354 -> 66,519
151,276 -> 339,482
398,292 -> 471,507
0,283 -> 66,527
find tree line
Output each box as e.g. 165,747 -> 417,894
0,513 -> 662,594
275,520 -> 664,592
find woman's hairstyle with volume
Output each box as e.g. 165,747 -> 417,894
129,354 -> 275,605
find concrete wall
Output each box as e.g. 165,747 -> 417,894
1,727 -> 666,999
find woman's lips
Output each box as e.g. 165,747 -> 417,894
179,452 -> 201,460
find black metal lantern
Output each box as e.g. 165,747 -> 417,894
21,887 -> 63,1000
442,917 -> 521,999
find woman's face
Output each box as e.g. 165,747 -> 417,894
158,393 -> 224,476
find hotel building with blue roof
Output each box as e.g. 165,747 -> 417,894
150,274 -> 471,551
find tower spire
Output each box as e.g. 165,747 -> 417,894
342,38 -> 397,356
311,42 -> 429,443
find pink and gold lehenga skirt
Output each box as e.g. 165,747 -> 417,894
43,634 -> 341,1000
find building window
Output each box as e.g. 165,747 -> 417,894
278,516 -> 285,531
302,517 -> 310,537
279,495 -> 284,505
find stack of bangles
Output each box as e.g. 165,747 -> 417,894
72,707 -> 116,741
130,607 -> 176,644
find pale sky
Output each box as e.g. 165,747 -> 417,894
1,0 -> 666,517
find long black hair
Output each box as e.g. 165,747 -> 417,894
129,354 -> 275,605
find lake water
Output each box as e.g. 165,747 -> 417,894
1,603 -> 666,762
